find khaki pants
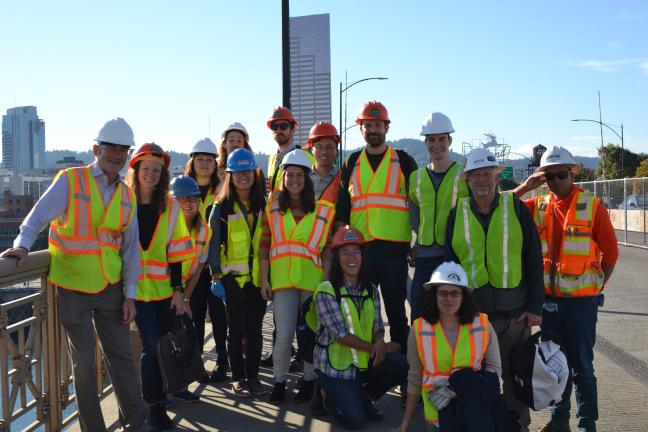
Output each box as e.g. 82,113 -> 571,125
491,316 -> 531,427
58,284 -> 148,432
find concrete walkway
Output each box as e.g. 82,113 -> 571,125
67,245 -> 648,431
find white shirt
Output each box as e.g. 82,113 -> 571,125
15,162 -> 140,299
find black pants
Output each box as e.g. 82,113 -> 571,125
222,275 -> 267,381
190,269 -> 227,354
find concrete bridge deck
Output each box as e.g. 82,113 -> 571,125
68,245 -> 648,431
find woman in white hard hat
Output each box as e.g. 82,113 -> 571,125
309,225 -> 407,429
126,143 -> 195,429
184,137 -> 230,383
216,123 -> 253,181
259,148 -> 336,404
393,261 -> 502,432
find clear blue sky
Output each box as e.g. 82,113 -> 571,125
2,0 -> 647,159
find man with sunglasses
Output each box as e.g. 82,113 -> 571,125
0,118 -> 149,431
513,145 -> 618,432
444,147 -> 544,429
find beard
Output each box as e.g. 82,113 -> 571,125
365,133 -> 385,147
275,133 -> 291,146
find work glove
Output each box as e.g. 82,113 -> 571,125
210,280 -> 227,303
427,383 -> 457,410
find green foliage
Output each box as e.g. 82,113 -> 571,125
597,144 -> 648,179
573,163 -> 597,182
499,178 -> 519,191
636,159 -> 648,178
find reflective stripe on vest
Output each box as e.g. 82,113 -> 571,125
220,201 -> 262,288
349,148 -> 411,243
48,166 -> 135,293
451,193 -> 523,289
533,190 -> 604,297
266,200 -> 335,292
137,198 -> 196,301
314,281 -> 375,371
318,170 -> 342,205
413,314 -> 489,426
410,163 -> 468,247
182,222 -> 212,281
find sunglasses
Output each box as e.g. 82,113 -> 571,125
545,170 -> 570,181
270,123 -> 292,132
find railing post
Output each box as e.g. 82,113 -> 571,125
623,178 -> 628,244
44,280 -> 61,431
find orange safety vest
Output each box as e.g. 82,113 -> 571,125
533,189 -> 605,297
414,313 -> 490,427
266,200 -> 335,292
48,165 -> 136,293
182,221 -> 212,282
349,147 -> 411,243
318,170 -> 342,205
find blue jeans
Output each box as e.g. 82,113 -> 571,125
542,296 -> 599,430
365,253 -> 409,352
410,256 -> 445,323
317,352 -> 408,430
135,298 -> 175,404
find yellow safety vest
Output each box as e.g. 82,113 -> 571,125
219,201 -> 263,288
313,281 -> 375,371
409,162 -> 469,246
48,165 -> 135,293
451,192 -> 523,289
182,221 -> 212,282
414,313 -> 490,427
533,190 -> 604,297
198,185 -> 216,222
349,147 -> 411,243
137,197 -> 196,301
266,200 -> 335,292
268,149 -> 316,200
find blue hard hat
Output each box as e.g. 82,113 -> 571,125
170,175 -> 201,198
226,148 -> 257,172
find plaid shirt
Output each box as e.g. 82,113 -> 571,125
313,280 -> 384,380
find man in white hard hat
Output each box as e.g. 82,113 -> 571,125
444,148 -> 544,429
0,118 -> 149,431
408,112 -> 469,322
513,145 -> 618,432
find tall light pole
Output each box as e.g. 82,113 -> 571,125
338,76 -> 388,167
571,119 -> 625,178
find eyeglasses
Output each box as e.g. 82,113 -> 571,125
545,170 -> 570,181
101,143 -> 131,155
270,122 -> 292,132
437,290 -> 462,299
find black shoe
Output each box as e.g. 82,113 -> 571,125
310,382 -> 327,417
149,403 -> 173,430
210,363 -> 227,382
289,356 -> 303,372
364,399 -> 383,421
260,352 -> 273,367
270,382 -> 286,404
294,378 -> 315,403
198,371 -> 211,384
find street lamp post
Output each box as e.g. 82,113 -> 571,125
338,76 -> 388,167
571,119 -> 625,178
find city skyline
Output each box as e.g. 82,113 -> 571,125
1,1 -> 647,159
2,106 -> 46,175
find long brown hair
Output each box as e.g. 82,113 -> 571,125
217,131 -> 253,171
184,154 -> 220,189
277,165 -> 315,214
217,170 -> 266,216
126,161 -> 170,215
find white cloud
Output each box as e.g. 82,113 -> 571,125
640,62 -> 648,76
577,59 -> 638,73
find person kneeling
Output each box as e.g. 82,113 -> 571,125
311,226 -> 407,430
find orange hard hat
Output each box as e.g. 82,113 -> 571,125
332,225 -> 366,250
267,106 -> 298,128
355,100 -> 390,125
305,121 -> 341,149
128,142 -> 171,169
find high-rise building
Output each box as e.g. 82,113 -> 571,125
2,106 -> 46,175
289,14 -> 332,148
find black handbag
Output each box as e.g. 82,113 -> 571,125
156,314 -> 205,394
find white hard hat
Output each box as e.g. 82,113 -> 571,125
423,261 -> 471,291
420,112 -> 455,136
222,122 -> 249,141
464,148 -> 504,174
95,117 -> 135,147
536,145 -> 580,173
191,138 -> 217,156
280,148 -> 311,169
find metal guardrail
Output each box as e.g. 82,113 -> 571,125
0,251 -> 112,431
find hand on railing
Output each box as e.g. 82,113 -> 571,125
0,247 -> 28,267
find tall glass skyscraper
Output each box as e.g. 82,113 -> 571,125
289,14 -> 332,148
2,106 -> 46,175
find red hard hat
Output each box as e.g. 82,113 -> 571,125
267,106 -> 298,128
305,121 -> 341,149
355,100 -> 390,125
332,225 -> 366,250
128,142 -> 171,169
